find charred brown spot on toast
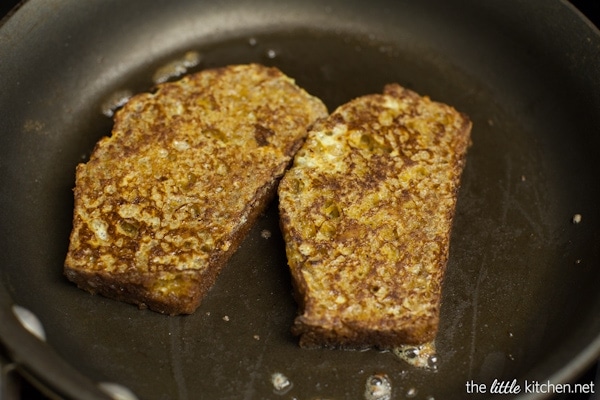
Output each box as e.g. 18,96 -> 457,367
64,64 -> 328,315
278,84 -> 472,348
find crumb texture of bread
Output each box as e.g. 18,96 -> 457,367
64,64 -> 328,315
278,84 -> 472,348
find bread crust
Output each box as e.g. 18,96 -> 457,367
278,84 -> 472,348
64,64 -> 327,315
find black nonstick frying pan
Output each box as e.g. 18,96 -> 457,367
1,1 -> 599,399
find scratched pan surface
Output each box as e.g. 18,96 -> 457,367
1,0 -> 599,399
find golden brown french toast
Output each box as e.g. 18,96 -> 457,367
64,64 -> 328,315
278,84 -> 471,348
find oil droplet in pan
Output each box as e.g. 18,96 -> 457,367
364,373 -> 392,400
271,372 -> 293,395
152,50 -> 203,84
265,49 -> 277,59
101,89 -> 133,117
392,341 -> 438,370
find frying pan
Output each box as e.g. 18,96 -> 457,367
1,0 -> 599,399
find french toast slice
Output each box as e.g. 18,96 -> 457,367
278,84 -> 472,348
64,64 -> 328,315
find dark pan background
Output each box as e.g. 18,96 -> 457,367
1,1 -> 599,399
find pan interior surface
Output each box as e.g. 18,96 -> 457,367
0,1 -> 599,399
